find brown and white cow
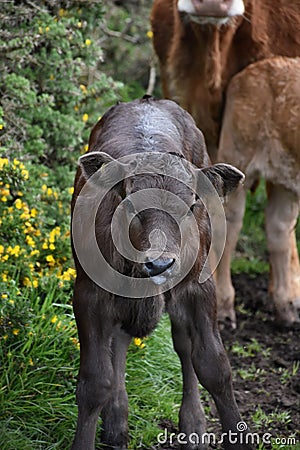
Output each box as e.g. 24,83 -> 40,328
217,57 -> 300,326
70,97 -> 250,450
151,0 -> 300,326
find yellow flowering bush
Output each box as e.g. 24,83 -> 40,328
0,155 -> 80,373
0,156 -> 75,294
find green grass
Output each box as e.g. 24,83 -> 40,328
0,284 -> 79,450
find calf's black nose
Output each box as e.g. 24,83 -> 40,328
145,257 -> 175,277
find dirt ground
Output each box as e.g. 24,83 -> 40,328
158,273 -> 300,449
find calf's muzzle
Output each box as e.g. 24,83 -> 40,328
144,257 -> 176,277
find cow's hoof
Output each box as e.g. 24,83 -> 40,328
274,302 -> 300,328
217,309 -> 237,330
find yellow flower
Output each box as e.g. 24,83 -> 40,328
2,294 -> 8,299
77,21 -> 82,28
13,329 -> 20,336
42,242 -> 48,249
21,169 -> 29,180
146,30 -> 153,39
82,113 -> 89,122
85,38 -> 91,46
28,358 -> 34,366
0,245 -> 4,254
31,208 -> 37,217
8,245 -> 21,257
68,187 -> 74,195
133,337 -> 146,348
26,235 -> 35,247
80,144 -> 89,154
42,184 -> 47,192
14,198 -> 23,210
58,8 -> 65,16
46,254 -> 55,265
49,244 -> 55,250
23,277 -> 30,286
49,74 -> 55,81
80,84 -> 87,93
39,26 -> 43,34
0,124 -> 3,130
1,188 -> 10,200
51,315 -> 58,324
13,158 -> 20,166
2,273 -> 8,282
61,267 -> 76,281
20,210 -> 30,220
47,187 -> 53,196
0,158 -> 9,170
45,26 -> 50,32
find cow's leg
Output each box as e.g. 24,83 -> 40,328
71,294 -> 115,450
265,182 -> 300,325
215,184 -> 247,328
186,282 -> 252,450
100,326 -> 132,450
170,318 -> 207,450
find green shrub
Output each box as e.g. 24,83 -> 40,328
0,0 -> 124,165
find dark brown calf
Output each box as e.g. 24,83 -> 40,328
70,97 -> 250,450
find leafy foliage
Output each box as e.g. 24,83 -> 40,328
0,0 -> 124,165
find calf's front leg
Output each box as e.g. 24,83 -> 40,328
100,326 -> 132,450
71,291 -> 115,450
170,318 -> 207,450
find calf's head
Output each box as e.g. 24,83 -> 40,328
77,151 -> 244,290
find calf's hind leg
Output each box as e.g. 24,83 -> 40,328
265,182 -> 300,325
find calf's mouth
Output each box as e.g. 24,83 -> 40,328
142,256 -> 177,285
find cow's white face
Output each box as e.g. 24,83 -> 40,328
178,0 -> 245,25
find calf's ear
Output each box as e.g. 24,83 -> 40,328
200,163 -> 245,197
79,151 -> 115,180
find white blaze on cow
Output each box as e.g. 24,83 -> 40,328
178,0 -> 245,22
